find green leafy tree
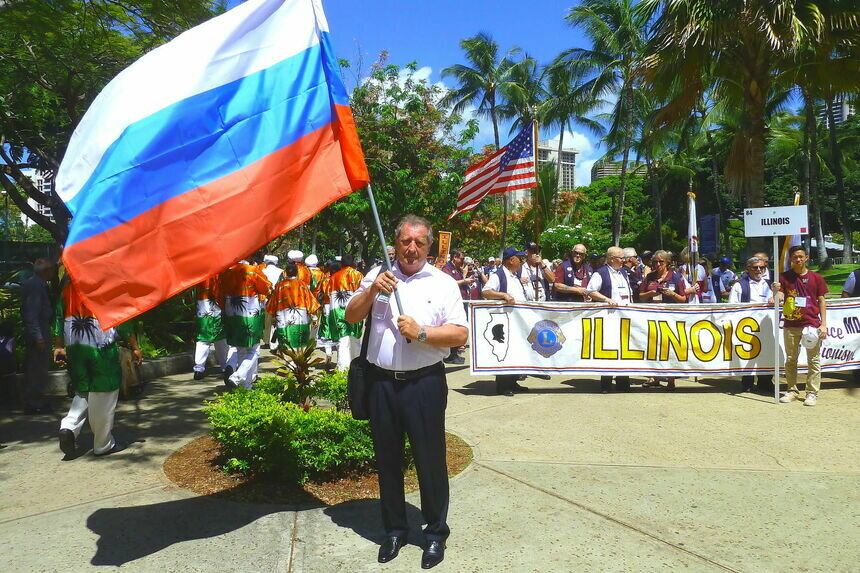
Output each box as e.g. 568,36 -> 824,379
0,0 -> 225,243
305,60 -> 477,261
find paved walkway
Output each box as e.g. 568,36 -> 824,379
1,353 -> 859,572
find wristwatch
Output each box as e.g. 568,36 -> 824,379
417,326 -> 428,342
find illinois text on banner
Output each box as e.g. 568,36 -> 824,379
469,300 -> 860,376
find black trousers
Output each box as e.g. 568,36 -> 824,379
600,376 -> 630,392
368,363 -> 449,541
741,374 -> 774,391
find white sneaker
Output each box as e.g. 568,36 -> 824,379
780,391 -> 800,403
803,393 -> 817,407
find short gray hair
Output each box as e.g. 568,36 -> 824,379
394,214 -> 434,245
746,256 -> 763,267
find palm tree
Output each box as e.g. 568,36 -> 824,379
638,0 -> 859,222
442,32 -> 531,251
541,64 -> 604,187
557,0 -> 649,245
521,161 -> 561,240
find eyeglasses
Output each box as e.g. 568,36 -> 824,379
751,265 -> 767,270
652,259 -> 665,264
572,251 -> 586,256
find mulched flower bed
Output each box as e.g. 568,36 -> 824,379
163,433 -> 473,506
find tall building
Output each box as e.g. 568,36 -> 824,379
507,140 -> 578,208
590,160 -> 645,182
19,169 -> 55,225
819,97 -> 855,126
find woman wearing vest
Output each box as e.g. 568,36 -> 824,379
586,247 -> 634,393
638,250 -> 687,391
728,257 -> 774,393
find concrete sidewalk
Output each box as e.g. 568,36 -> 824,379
1,354 -> 859,572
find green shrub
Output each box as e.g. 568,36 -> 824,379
205,388 -> 378,483
255,374 -> 314,406
312,369 -> 349,410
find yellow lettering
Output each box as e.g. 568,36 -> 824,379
690,320 -> 721,362
734,317 -> 761,360
581,318 -> 591,359
594,317 -> 618,359
620,318 -> 644,359
659,321 -> 688,361
647,320 -> 658,360
722,322 -> 733,361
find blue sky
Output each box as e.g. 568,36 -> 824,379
319,0 -> 603,185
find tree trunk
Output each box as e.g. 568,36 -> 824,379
556,123 -> 565,189
612,82 -> 634,246
803,94 -> 829,266
492,101 -> 507,257
826,97 -> 853,263
705,130 -> 725,255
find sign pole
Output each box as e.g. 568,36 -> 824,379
773,235 -> 780,404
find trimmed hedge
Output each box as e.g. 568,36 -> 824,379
205,388 -> 377,483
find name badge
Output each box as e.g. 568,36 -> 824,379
794,296 -> 808,308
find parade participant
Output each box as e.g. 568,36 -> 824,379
306,254 -> 325,292
221,257 -> 271,389
267,261 -> 320,348
553,244 -> 592,302
192,275 -> 234,380
752,251 -> 772,281
698,257 -> 717,303
774,246 -> 828,406
712,256 -> 738,302
345,214 -> 467,569
288,249 -> 311,287
55,279 -> 141,457
260,254 -> 283,349
316,260 -> 339,365
522,241 -> 555,302
639,250 -> 686,390
728,257 -> 774,393
621,247 -> 643,302
586,247 -> 633,393
441,248 -> 474,364
483,246 -> 532,395
20,258 -> 56,413
327,253 -> 363,370
679,247 -> 709,304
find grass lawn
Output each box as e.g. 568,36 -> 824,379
812,264 -> 857,296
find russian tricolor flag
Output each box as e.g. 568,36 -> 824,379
56,0 -> 368,328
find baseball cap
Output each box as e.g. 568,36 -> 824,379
800,326 -> 820,349
503,246 -> 526,260
720,256 -> 732,264
488,257 -> 495,263
524,241 -> 540,252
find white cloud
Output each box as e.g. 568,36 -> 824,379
542,129 -> 604,186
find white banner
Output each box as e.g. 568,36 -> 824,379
468,299 -> 860,376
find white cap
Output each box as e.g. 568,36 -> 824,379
288,250 -> 303,262
800,326 -> 820,349
488,257 -> 495,263
305,254 -> 319,267
263,254 -> 278,265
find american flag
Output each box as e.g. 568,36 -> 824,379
449,121 -> 537,219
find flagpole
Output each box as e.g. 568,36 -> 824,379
365,183 -> 404,315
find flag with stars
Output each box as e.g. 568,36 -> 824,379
449,121 -> 536,219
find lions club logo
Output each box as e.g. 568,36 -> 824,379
527,320 -> 565,358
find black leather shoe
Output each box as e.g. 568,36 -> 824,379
531,374 -> 551,380
511,383 -> 529,393
421,540 -> 445,569
193,371 -> 205,380
223,366 -> 234,383
377,535 -> 406,563
58,429 -> 76,456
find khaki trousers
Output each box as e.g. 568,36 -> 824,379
783,327 -> 821,394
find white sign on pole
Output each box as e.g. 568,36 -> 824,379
743,205 -> 809,237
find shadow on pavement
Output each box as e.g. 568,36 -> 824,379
87,494 -> 287,566
324,500 -> 425,547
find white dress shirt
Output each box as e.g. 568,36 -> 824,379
352,262 -> 467,371
483,266 -> 532,302
728,277 -> 772,303
585,267 -> 632,304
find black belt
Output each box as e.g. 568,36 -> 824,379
372,362 -> 443,381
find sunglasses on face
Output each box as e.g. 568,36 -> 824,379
653,259 -> 665,264
750,265 -> 767,270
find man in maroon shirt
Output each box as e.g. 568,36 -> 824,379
774,246 -> 828,406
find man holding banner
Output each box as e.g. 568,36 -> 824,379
775,246 -> 828,406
